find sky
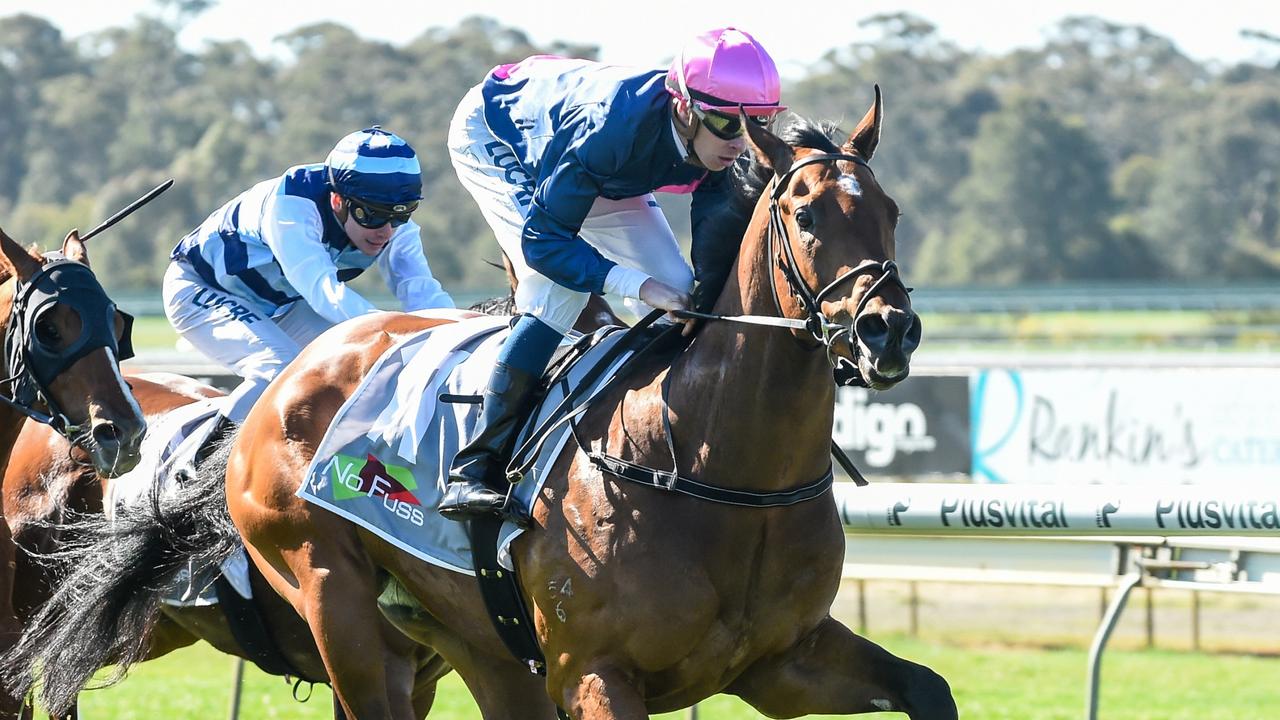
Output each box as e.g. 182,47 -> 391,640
3,0 -> 1277,76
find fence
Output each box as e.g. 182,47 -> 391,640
834,483 -> 1280,720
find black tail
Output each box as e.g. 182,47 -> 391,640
0,430 -> 242,716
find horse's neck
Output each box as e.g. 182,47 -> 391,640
0,407 -> 22,476
0,282 -> 20,473
0,364 -> 20,479
664,227 -> 836,489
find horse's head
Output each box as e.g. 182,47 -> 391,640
742,87 -> 921,390
0,227 -> 145,476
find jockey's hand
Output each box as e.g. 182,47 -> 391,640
638,278 -> 690,315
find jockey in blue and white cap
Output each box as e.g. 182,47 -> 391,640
441,28 -> 785,524
163,126 -> 454,454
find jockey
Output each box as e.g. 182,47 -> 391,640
441,28 -> 784,524
164,127 -> 454,453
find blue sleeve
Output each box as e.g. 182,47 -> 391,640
690,166 -> 730,250
688,163 -> 746,311
521,108 -> 630,294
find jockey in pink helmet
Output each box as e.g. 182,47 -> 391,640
441,28 -> 784,524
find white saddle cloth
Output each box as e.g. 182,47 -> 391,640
298,314 -> 636,574
106,395 -> 253,606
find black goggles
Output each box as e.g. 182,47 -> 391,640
347,198 -> 418,229
697,108 -> 771,141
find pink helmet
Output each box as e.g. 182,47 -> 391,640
667,27 -> 786,117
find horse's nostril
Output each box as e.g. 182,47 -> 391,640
902,314 -> 923,354
92,421 -> 123,447
855,313 -> 890,354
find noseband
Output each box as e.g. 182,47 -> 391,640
1,256 -> 135,439
679,151 -> 911,387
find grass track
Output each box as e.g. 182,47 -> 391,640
65,634 -> 1279,719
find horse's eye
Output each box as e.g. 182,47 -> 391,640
795,206 -> 813,230
34,317 -> 61,348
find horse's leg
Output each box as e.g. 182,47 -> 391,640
243,523 -> 416,720
729,616 -> 956,720
406,650 -> 451,718
0,518 -> 27,720
140,616 -> 201,660
561,667 -> 650,720
447,651 -> 561,720
517,663 -> 660,720
299,556 -> 415,719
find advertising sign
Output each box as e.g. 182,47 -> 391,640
971,368 -> 1280,485
832,375 -> 970,475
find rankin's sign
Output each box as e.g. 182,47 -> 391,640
970,368 -> 1280,486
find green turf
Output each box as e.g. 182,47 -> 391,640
62,635 -> 1278,719
131,315 -> 181,351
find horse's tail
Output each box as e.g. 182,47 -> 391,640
0,429 -> 241,716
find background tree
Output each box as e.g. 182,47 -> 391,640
916,96 -> 1151,283
0,5 -> 1275,296
1144,79 -> 1280,279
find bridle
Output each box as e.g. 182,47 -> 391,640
1,255 -> 135,439
678,151 -> 911,387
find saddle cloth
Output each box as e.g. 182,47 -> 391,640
105,393 -> 253,606
297,314 -> 636,574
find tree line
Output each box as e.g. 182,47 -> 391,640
1,9 -> 1277,296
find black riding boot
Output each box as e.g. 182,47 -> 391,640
440,362 -> 539,526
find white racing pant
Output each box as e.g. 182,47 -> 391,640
162,260 -> 333,422
447,84 -> 694,334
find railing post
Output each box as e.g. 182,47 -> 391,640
1087,573 -> 1142,720
857,578 -> 868,634
1152,586 -> 1162,648
1191,591 -> 1201,652
908,581 -> 919,638
228,658 -> 244,720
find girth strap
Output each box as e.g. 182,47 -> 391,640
467,514 -> 571,720
586,452 -> 835,507
578,329 -> 839,508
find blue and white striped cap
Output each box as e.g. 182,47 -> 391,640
325,127 -> 423,205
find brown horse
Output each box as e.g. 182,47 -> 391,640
0,268 -> 616,719
220,92 -> 953,718
0,227 -> 146,719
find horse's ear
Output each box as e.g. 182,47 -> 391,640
844,85 -> 883,161
63,228 -> 89,266
743,108 -> 794,176
0,225 -> 42,281
501,252 -> 519,294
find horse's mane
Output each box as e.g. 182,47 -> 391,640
690,116 -> 845,311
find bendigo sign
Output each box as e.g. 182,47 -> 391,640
832,375 -> 970,476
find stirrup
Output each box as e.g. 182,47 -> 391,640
439,482 -> 531,528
